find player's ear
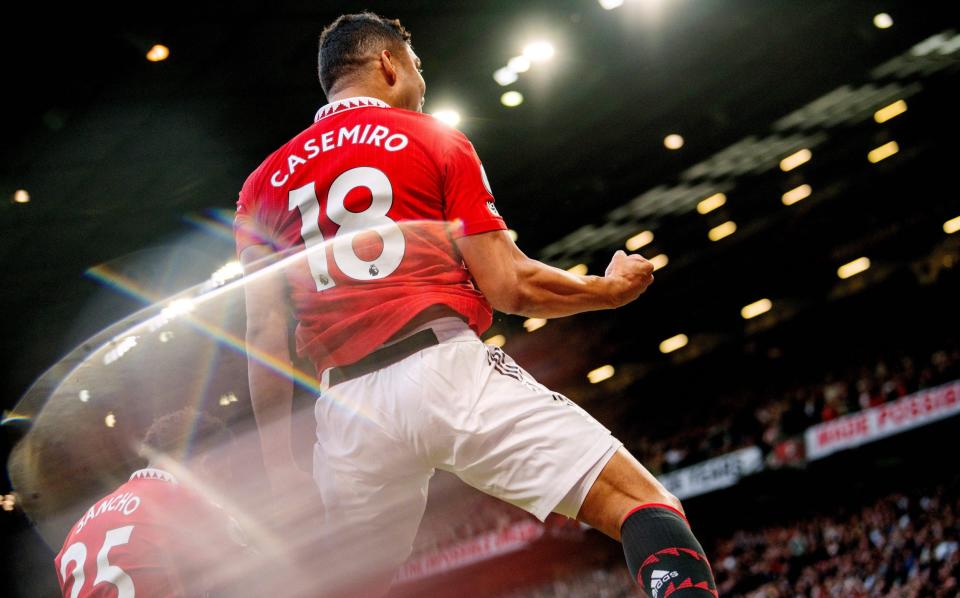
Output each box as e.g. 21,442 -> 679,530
379,49 -> 398,86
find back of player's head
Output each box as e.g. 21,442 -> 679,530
318,12 -> 412,96
141,408 -> 233,462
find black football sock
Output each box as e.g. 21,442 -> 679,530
620,503 -> 717,598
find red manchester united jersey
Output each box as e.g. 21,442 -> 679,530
234,96 -> 506,373
55,468 -> 239,598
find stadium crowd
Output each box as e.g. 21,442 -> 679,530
503,481 -> 960,598
630,340 -> 960,475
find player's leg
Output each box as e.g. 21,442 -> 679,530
311,370 -> 435,597
575,448 -> 718,597
426,333 -> 716,597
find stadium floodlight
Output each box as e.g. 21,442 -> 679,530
708,221 -> 737,241
507,229 -> 519,241
567,263 -> 589,276
218,392 -> 239,407
874,99 -> 907,123
523,41 -> 555,63
508,56 -> 531,73
660,334 -> 688,354
837,257 -> 871,279
523,318 -> 547,332
501,91 -> 524,107
697,193 -> 726,214
432,109 -> 461,128
12,189 -> 30,204
104,413 -> 117,428
211,260 -> 244,285
146,44 -> 169,62
484,334 -> 506,348
587,365 -> 615,384
79,390 -> 91,403
868,141 -> 899,164
874,13 -> 893,30
780,148 -> 812,172
664,134 -> 684,150
599,0 -> 625,9
625,230 -> 654,251
161,298 -> 195,319
493,67 -> 519,86
782,184 -> 812,206
741,298 -> 773,320
649,254 -> 669,271
943,215 -> 960,235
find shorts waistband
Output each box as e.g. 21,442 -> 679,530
321,317 -> 476,388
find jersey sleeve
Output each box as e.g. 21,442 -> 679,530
234,176 -> 275,256
440,130 -> 507,238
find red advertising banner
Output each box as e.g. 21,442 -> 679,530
394,520 -> 544,583
805,380 -> 960,460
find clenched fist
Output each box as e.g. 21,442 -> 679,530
604,250 -> 655,307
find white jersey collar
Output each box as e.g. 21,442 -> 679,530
129,468 -> 179,484
314,96 -> 391,122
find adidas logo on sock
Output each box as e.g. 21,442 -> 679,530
650,569 -> 679,598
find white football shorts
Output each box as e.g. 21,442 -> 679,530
312,317 -> 622,571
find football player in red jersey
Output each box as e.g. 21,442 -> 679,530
237,12 -> 717,597
54,409 -> 244,597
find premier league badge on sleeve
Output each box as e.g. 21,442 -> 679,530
486,201 -> 500,217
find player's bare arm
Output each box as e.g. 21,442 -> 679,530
456,229 -> 654,318
239,243 -> 301,489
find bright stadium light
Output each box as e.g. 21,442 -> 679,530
874,99 -> 907,123
146,44 -> 170,62
649,254 -> 669,271
507,229 -> 519,242
664,134 -> 684,150
660,334 -> 688,354
599,0 -> 625,9
523,41 -> 555,63
780,148 -> 812,172
868,141 -> 899,163
161,298 -> 195,319
508,55 -> 531,73
837,257 -> 871,279
211,260 -> 244,285
874,13 -> 893,29
697,193 -> 726,214
493,67 -> 519,86
945,215 -> 960,235
567,263 -> 589,276
105,412 -> 117,428
741,298 -> 773,320
484,334 -> 506,348
432,109 -> 461,128
523,318 -> 547,332
587,365 -> 615,384
708,221 -> 737,242
79,390 -> 91,403
501,91 -> 524,107
625,230 -> 654,251
12,189 -> 30,204
782,184 -> 812,206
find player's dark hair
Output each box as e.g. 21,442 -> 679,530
318,12 -> 413,95
142,408 -> 233,459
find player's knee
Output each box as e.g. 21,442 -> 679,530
634,479 -> 683,516
661,491 -> 684,515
